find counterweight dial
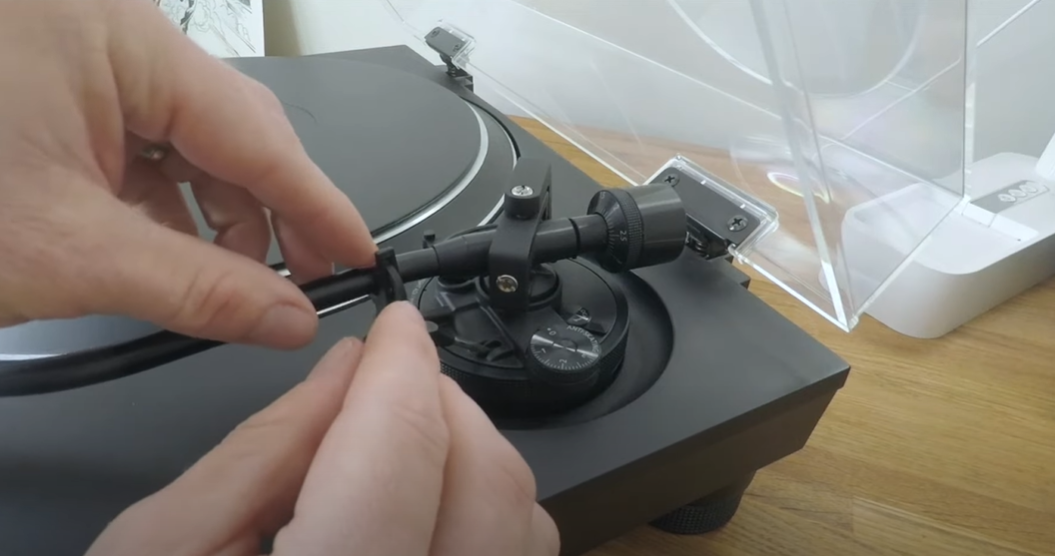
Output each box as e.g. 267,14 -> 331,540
527,325 -> 604,385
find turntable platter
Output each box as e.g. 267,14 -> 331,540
223,57 -> 503,260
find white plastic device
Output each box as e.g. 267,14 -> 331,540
845,137 -> 1055,338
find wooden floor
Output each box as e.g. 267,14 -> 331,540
517,119 -> 1055,556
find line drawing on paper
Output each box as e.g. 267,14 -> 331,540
154,0 -> 263,58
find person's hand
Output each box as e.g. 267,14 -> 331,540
0,0 -> 376,347
85,302 -> 561,556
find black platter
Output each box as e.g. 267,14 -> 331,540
0,45 -> 850,556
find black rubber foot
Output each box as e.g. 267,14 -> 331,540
650,472 -> 755,535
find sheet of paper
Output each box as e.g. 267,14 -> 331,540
155,0 -> 265,58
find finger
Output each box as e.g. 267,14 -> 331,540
160,148 -> 329,275
272,302 -> 449,556
429,376 -> 541,556
120,157 -> 199,236
191,177 -> 272,264
73,188 -> 317,348
156,147 -> 203,184
272,213 -> 334,284
153,148 -> 272,261
524,505 -> 562,556
85,338 -> 364,556
108,1 -> 376,269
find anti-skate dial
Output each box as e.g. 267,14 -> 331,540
527,325 -> 603,386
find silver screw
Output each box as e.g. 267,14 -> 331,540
511,185 -> 533,197
727,215 -> 748,232
496,275 -> 519,293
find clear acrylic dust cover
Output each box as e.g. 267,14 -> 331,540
384,0 -> 975,331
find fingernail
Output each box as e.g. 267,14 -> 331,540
252,303 -> 317,347
307,337 -> 361,382
382,301 -> 423,324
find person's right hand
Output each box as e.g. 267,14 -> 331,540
85,302 -> 561,556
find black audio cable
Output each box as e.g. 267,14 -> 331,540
0,182 -> 686,397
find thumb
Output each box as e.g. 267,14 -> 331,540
83,194 -> 318,348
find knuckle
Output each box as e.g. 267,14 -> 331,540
172,265 -> 253,338
256,83 -> 285,114
245,78 -> 295,136
242,75 -> 279,106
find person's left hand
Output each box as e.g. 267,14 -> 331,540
0,0 -> 377,348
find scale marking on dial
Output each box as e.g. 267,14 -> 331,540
529,325 -> 602,374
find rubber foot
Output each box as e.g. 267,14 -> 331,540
649,471 -> 755,535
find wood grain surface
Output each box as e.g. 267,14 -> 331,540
515,118 -> 1055,556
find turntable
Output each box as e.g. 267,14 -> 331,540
0,1 -> 975,555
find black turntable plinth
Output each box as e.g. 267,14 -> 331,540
0,45 -> 849,556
